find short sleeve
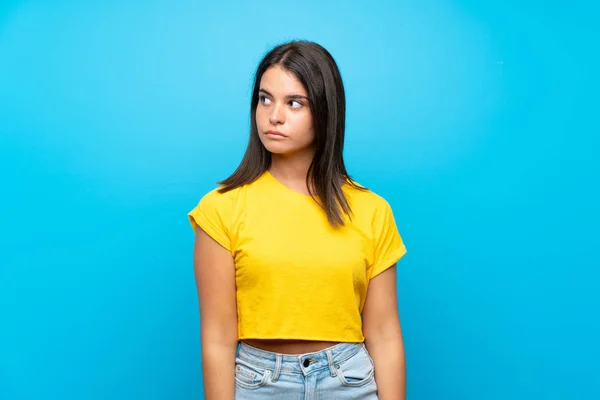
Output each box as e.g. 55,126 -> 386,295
187,188 -> 233,251
368,199 -> 407,280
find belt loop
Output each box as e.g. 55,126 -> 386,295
271,354 -> 282,382
326,349 -> 337,377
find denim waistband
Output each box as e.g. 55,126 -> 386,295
237,341 -> 366,377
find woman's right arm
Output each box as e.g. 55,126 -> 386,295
193,226 -> 238,400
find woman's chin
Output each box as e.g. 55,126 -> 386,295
262,142 -> 290,155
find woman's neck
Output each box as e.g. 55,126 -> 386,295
269,152 -> 315,194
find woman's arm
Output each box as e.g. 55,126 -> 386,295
362,264 -> 406,400
193,227 -> 238,400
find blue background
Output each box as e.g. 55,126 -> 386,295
1,1 -> 598,399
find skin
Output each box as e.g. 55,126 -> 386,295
194,64 -> 406,399
256,64 -> 317,195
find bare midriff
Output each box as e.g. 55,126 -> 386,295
241,339 -> 347,355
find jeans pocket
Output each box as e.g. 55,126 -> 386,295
336,347 -> 376,388
234,361 -> 271,390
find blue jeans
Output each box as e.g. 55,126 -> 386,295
234,341 -> 379,399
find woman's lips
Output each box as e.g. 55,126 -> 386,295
265,130 -> 287,139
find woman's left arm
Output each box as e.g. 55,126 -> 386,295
362,264 -> 406,400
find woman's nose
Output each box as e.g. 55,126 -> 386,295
269,104 -> 284,125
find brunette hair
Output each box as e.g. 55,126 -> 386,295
217,40 -> 367,227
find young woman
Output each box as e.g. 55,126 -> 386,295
188,40 -> 407,399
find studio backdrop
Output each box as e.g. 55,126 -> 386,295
1,1 -> 598,399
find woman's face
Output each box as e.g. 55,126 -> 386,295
255,65 -> 315,156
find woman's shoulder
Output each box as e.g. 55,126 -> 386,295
198,170 -> 281,208
344,179 -> 392,210
196,183 -> 241,207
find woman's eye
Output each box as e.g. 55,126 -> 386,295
259,95 -> 271,105
290,100 -> 302,108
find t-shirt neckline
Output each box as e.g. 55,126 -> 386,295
264,170 -> 314,198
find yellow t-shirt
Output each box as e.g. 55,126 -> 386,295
188,170 -> 406,343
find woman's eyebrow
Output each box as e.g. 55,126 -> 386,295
259,88 -> 309,100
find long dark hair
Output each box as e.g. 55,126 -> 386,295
217,40 -> 367,227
